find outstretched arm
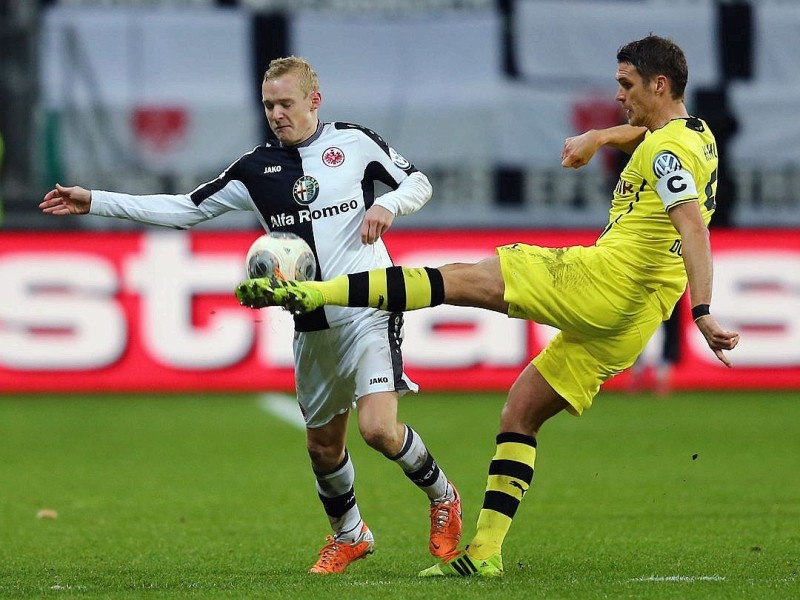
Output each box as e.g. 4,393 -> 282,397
41,181 -> 237,229
561,125 -> 647,169
669,201 -> 740,366
39,184 -> 92,215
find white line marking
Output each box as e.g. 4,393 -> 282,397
628,576 -> 726,583
258,393 -> 306,430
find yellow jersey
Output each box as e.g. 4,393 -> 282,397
596,117 -> 718,317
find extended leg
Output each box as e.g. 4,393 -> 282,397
236,257 -> 509,315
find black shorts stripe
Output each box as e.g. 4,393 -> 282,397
488,459 -> 534,483
385,266 -> 407,312
387,312 -> 409,392
347,271 -> 370,306
425,267 -> 445,306
483,490 -> 520,519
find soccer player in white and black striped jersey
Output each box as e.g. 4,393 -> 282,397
40,56 -> 461,575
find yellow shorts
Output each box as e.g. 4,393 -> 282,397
497,243 -> 665,415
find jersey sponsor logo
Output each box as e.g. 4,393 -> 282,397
369,376 -> 389,385
292,175 -> 319,205
389,147 -> 410,169
263,165 -> 282,174
269,199 -> 359,228
653,151 -> 682,178
322,146 -> 345,167
614,178 -> 634,196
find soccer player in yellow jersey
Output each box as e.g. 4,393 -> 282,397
236,35 -> 740,577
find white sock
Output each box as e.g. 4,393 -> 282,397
315,450 -> 363,541
390,426 -> 450,501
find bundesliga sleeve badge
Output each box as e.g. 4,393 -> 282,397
389,147 -> 410,170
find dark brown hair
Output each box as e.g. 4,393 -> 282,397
617,35 -> 688,100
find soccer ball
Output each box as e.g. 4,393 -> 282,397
245,232 -> 316,281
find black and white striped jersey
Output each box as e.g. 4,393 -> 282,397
90,121 -> 432,331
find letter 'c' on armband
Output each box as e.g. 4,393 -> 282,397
691,304 -> 711,322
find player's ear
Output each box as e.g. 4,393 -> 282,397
655,75 -> 668,95
310,90 -> 322,109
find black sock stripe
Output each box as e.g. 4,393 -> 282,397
385,266 -> 407,312
488,459 -> 534,483
496,432 -> 537,447
318,488 -> 356,518
336,448 -> 350,471
347,272 -> 370,306
483,490 -> 520,519
387,425 -> 413,461
314,449 -> 350,477
406,454 -> 440,487
425,267 -> 445,306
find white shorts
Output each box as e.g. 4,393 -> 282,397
293,312 -> 419,428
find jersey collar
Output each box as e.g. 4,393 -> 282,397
277,121 -> 325,149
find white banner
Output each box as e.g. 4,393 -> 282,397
40,6 -> 259,184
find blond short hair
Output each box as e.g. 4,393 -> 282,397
263,56 -> 319,97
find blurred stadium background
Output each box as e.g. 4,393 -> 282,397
2,1 -> 799,595
1,0 -> 798,393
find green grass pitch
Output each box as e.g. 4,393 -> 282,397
1,390 -> 798,599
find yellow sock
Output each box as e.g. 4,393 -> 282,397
305,266 -> 444,310
468,432 -> 537,560
304,275 -> 349,306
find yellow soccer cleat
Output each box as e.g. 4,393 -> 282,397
236,278 -> 324,314
418,548 -> 503,578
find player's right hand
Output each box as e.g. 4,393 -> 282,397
39,184 -> 91,216
561,131 -> 600,169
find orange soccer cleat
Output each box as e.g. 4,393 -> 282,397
429,483 -> 462,558
309,523 -> 375,575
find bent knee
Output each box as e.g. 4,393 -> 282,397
440,259 -> 506,311
359,423 -> 402,455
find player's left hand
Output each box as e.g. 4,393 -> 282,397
695,315 -> 740,367
361,205 -> 395,245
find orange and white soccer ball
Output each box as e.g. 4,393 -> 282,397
245,232 -> 316,281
